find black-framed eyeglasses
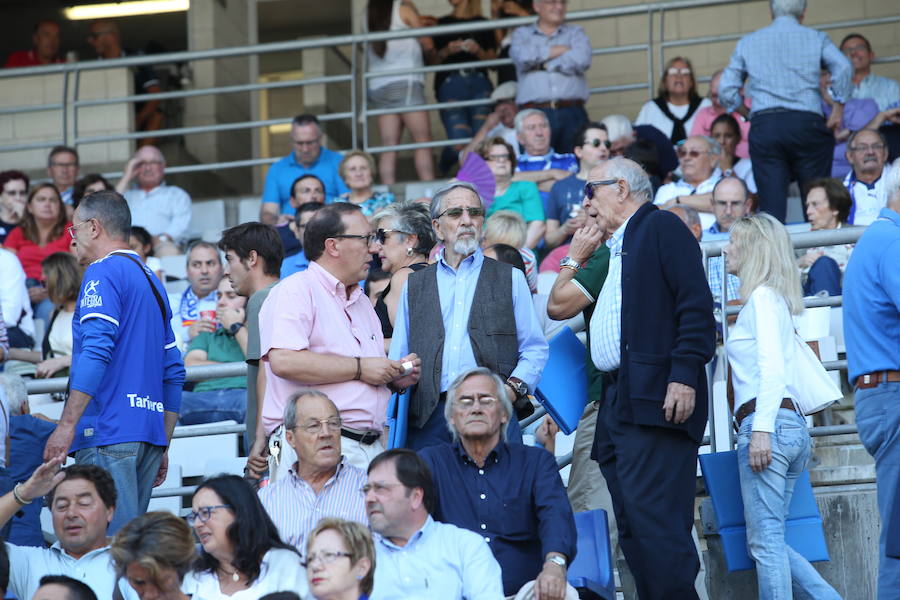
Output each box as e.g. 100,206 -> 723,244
436,206 -> 485,219
583,179 -> 619,200
301,551 -> 353,568
186,504 -> 231,526
332,233 -> 378,245
584,138 -> 611,149
376,228 -> 412,244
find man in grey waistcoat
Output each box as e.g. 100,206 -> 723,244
389,181 -> 549,450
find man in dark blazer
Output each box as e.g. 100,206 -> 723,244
582,157 -> 715,599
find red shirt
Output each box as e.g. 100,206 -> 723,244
3,50 -> 62,69
3,224 -> 73,280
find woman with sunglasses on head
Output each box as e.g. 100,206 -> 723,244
183,474 -> 308,599
111,511 -> 196,600
478,136 -> 545,248
724,213 -> 842,599
305,518 -> 375,600
371,201 -> 436,349
635,56 -> 711,145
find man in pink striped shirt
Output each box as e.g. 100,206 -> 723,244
259,390 -> 368,552
258,203 -> 420,478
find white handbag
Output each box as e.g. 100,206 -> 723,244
787,332 -> 843,415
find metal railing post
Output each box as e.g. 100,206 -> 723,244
350,39 -> 358,150
72,68 -> 81,152
61,70 -> 70,146
647,8 -> 655,102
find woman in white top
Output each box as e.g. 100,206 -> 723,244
183,475 -> 308,599
635,56 -> 711,145
724,213 -> 841,600
366,0 -> 435,185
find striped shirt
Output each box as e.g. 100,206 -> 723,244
720,16 -> 851,117
590,216 -> 630,372
258,457 -> 367,553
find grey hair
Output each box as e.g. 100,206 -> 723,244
283,389 -> 335,430
0,373 -> 28,417
770,0 -> 805,18
671,205 -> 701,230
600,114 -> 634,142
429,181 -> 485,219
604,157 -> 653,204
514,109 -> 548,136
847,128 -> 888,150
444,367 -> 514,443
372,200 -> 437,256
698,135 -> 722,156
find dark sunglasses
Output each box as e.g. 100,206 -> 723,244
583,179 -> 619,200
375,228 -> 412,244
437,206 -> 485,219
584,138 -> 611,149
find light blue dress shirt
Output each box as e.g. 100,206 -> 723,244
370,515 -> 504,600
720,16 -> 852,116
510,23 -> 592,104
851,73 -> 900,112
390,248 -> 548,392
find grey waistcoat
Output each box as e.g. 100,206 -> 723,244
407,257 -> 519,428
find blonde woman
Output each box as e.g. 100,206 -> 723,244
482,209 -> 537,293
305,518 -> 375,600
724,213 -> 841,599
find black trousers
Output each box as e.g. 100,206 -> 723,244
592,379 -> 701,600
749,110 -> 834,223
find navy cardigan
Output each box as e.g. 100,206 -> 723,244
612,202 -> 716,443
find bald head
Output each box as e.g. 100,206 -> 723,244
667,205 -> 702,241
711,176 -> 750,232
132,146 -> 166,190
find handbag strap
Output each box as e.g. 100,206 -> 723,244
112,252 -> 167,328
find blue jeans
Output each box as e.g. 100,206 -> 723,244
75,441 -> 165,534
804,256 -> 842,296
737,409 -> 841,600
437,71 -> 493,170
178,388 -> 247,425
855,382 -> 900,599
537,104 -> 589,154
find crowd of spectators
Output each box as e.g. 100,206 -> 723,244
1,0 -> 899,598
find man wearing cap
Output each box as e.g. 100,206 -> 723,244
463,81 -> 520,159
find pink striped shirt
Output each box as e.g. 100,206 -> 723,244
258,457 -> 368,551
259,261 -> 390,434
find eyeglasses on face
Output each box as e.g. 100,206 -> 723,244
186,504 -> 231,526
583,179 -> 619,200
583,138 -> 611,149
455,395 -> 498,408
332,233 -> 378,245
667,67 -> 692,76
301,551 -> 353,568
376,228 -> 412,244
848,143 -> 885,153
676,148 -> 708,159
67,219 -> 93,239
487,153 -> 511,162
294,417 -> 343,435
437,206 -> 485,219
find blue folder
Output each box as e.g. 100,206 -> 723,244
534,327 -> 589,435
699,450 -> 830,572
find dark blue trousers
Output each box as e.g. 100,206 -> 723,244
804,255 -> 842,296
749,110 -> 835,223
592,379 -> 701,600
538,104 -> 589,154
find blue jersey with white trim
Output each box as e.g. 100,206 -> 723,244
71,250 -> 181,451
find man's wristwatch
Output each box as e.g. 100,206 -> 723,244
546,555 -> 567,568
559,256 -> 581,271
506,377 -> 534,419
229,322 -> 244,335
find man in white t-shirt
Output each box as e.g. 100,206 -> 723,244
1,460 -> 136,600
843,128 -> 893,225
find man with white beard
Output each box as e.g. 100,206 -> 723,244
389,182 -> 548,450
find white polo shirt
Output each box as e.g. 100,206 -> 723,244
6,542 -> 137,600
843,162 -> 892,226
654,168 -> 722,230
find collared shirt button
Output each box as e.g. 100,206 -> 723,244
485,537 -> 491,542
480,493 -> 486,500
478,469 -> 484,475
480,524 -> 487,530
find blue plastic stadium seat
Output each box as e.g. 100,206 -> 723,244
535,327 -> 589,435
386,389 -> 409,450
567,509 -> 616,600
699,450 -> 830,572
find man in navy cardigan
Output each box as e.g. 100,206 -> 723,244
581,157 -> 715,599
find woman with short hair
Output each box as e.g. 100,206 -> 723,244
338,151 -> 395,218
799,178 -> 855,296
305,518 -> 375,600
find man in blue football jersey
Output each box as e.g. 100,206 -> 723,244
44,190 -> 185,533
